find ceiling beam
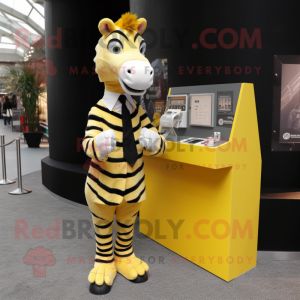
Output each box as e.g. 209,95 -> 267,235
0,19 -> 36,46
0,3 -> 44,36
0,47 -> 23,57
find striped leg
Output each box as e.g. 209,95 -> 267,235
87,205 -> 117,290
93,213 -> 114,263
114,200 -> 149,282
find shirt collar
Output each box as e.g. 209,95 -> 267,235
102,90 -> 136,111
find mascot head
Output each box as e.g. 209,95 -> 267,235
94,12 -> 153,96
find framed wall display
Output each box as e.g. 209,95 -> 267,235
217,91 -> 233,113
189,93 -> 214,127
272,55 -> 300,151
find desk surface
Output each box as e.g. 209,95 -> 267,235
166,135 -> 228,148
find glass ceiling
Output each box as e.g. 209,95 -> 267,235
0,0 -> 45,59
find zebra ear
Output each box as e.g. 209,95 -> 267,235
137,18 -> 147,34
98,18 -> 116,36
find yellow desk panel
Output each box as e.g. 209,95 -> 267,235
141,83 -> 261,282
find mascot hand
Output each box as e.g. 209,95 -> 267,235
139,127 -> 159,151
95,129 -> 116,160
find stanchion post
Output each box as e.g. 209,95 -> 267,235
0,134 -> 16,185
9,138 -> 31,195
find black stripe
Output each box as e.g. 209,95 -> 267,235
131,104 -> 139,119
132,120 -> 141,132
132,211 -> 139,217
97,246 -> 113,253
91,161 -> 144,179
94,221 -> 113,229
102,117 -> 124,131
87,183 -> 119,206
162,139 -> 166,153
95,104 -> 122,119
86,126 -> 103,132
115,241 -> 131,248
116,221 -> 133,229
116,140 -> 140,148
114,250 -> 134,257
92,140 -> 101,162
114,245 -> 133,252
150,136 -> 163,157
90,162 -> 105,172
134,32 -> 141,42
89,114 -> 123,132
96,240 -> 113,247
117,228 -> 133,236
107,30 -> 129,41
85,139 -> 90,152
88,114 -> 102,122
117,236 -> 133,242
140,113 -> 147,121
91,212 -> 105,220
145,123 -> 154,129
95,258 -> 114,263
123,174 -> 145,195
106,151 -> 143,163
95,232 -> 113,239
96,251 -> 113,257
84,135 -> 93,139
127,186 -> 146,203
88,173 -> 145,197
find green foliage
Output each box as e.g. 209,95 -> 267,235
5,62 -> 46,132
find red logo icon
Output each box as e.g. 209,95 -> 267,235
23,246 -> 56,277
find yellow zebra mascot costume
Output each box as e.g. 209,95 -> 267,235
82,12 -> 167,295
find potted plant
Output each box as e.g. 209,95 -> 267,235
5,62 -> 46,147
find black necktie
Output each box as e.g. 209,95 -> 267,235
119,95 -> 139,166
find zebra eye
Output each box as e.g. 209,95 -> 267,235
108,39 -> 123,54
139,41 -> 146,55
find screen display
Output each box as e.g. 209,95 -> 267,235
170,99 -> 185,105
169,96 -> 186,110
217,91 -> 233,113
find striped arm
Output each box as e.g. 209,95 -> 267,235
139,105 -> 167,157
82,106 -> 104,162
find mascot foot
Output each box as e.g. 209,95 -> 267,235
89,282 -> 111,295
88,262 -> 117,295
115,253 -> 149,283
130,271 -> 148,283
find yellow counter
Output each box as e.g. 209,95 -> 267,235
141,83 -> 261,281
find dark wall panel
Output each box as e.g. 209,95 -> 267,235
45,0 -> 129,165
130,0 -> 300,191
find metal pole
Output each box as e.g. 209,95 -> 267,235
0,135 -> 15,185
9,138 -> 31,195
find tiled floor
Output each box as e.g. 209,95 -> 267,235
0,121 -> 49,180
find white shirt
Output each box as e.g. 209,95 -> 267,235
102,90 -> 136,114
